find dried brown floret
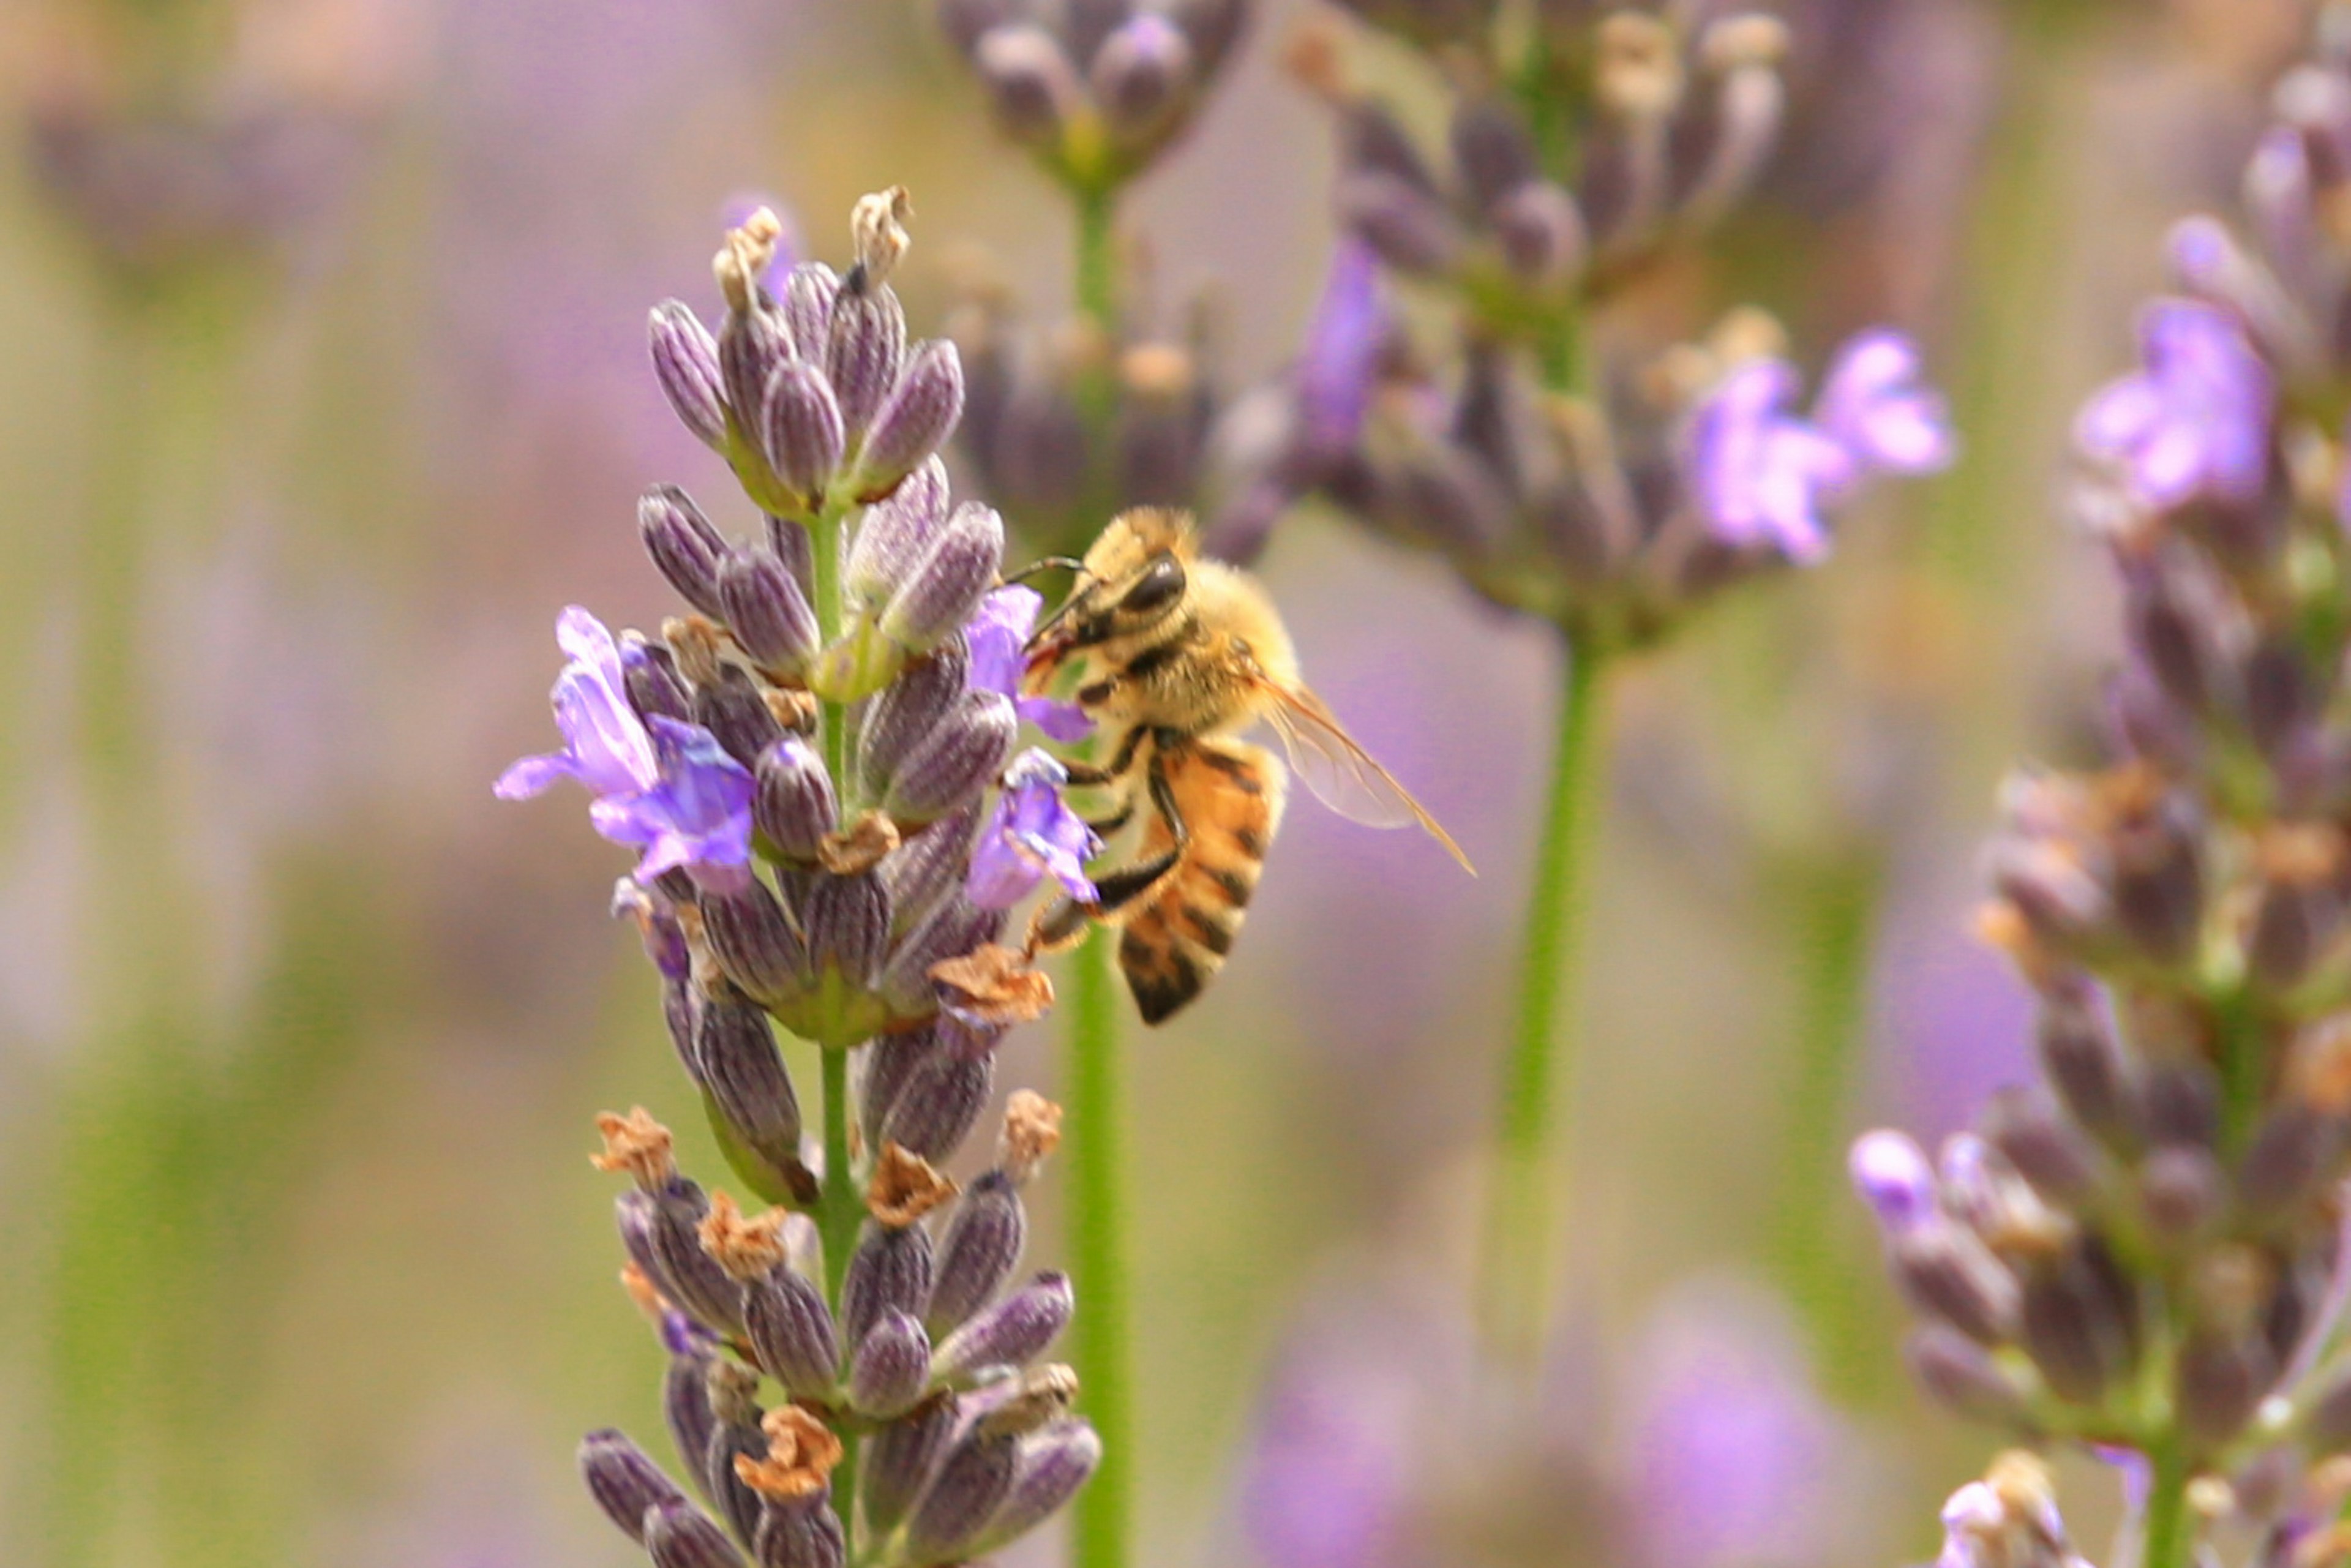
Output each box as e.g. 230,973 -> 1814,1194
699,1191 -> 792,1280
593,1107 -> 677,1190
932,943 -> 1056,1026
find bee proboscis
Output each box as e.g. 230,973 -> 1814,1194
1020,508 -> 1473,1024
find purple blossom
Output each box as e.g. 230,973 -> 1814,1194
967,586 -> 1092,742
1687,331 -> 1952,563
1848,1130 -> 1937,1237
1295,238 -> 1387,462
966,749 -> 1100,909
2076,299 -> 2273,510
497,607 -> 754,890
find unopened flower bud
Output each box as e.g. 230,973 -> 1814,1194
651,1184 -> 748,1338
1338,171 -> 1460,276
2037,986 -> 2135,1146
1982,1087 -> 2102,1207
850,1308 -> 935,1419
622,636 -> 694,727
2137,1146 -> 2227,1240
882,804 -> 981,932
720,547 -> 820,677
642,486 -> 732,618
1493,181 -> 1586,289
878,898 -> 1005,1018
964,1420 -> 1102,1558
651,301 -> 729,449
885,691 -> 1018,823
2238,1103 -> 2347,1220
1893,1223 -> 2021,1345
744,1264 -> 841,1398
700,876 -> 811,1008
855,340 -> 965,500
645,1498 -> 748,1568
1904,1325 -> 2031,1427
929,1171 -> 1027,1334
661,1324 -> 721,1499
902,1431 -> 1019,1564
2141,1062 -> 2221,1151
841,1222 -> 936,1351
975,25 -> 1085,144
2177,1329 -> 2274,1449
857,641 -> 971,801
705,1375 -> 768,1546
882,1048 -> 996,1161
881,502 -> 1003,651
694,666 -> 787,770
756,736 -> 838,863
692,987 -> 804,1187
750,373 -> 838,523
806,870 -> 891,989
1851,1130 -> 1937,1237
862,1397 -> 956,1539
1092,15 -> 1195,144
846,460 -> 951,610
753,1501 -> 846,1568
1450,100 -> 1537,211
2017,1240 -> 2139,1405
719,302 -> 793,461
581,1428 -> 689,1545
934,1271 -> 1073,1380
827,283 -> 908,443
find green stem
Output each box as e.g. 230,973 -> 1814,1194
1477,637 -> 1610,1365
1762,852 -> 1883,1394
1066,925 -> 1131,1568
2140,1441 -> 2194,1568
809,508 -> 849,789
819,1048 -> 858,1307
1072,184 -> 1118,340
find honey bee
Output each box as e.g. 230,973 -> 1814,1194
1021,508 -> 1473,1024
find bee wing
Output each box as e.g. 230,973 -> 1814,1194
1256,681 -> 1476,874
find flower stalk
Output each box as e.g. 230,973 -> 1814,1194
1066,925 -> 1133,1568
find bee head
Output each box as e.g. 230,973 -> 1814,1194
1024,510 -> 1195,670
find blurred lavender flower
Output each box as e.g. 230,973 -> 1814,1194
967,750 -> 1103,909
2075,301 -> 2273,511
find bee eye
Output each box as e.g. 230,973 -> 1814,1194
1120,555 -> 1185,617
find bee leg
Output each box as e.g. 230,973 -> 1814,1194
1021,754 -> 1187,956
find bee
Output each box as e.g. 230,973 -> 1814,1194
1020,508 -> 1473,1024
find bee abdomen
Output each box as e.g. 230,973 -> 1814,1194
1117,740 -> 1288,1025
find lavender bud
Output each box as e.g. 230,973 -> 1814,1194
805,871 -> 891,989
928,1171 -> 1027,1334
878,898 -> 1003,1018
2141,1062 -> 2221,1151
861,1024 -> 942,1149
664,1328 -> 722,1499
653,1185 -> 747,1337
701,877 -> 811,1008
645,1498 -> 749,1568
880,503 -> 1004,653
720,300 -> 793,454
756,735 -> 838,863
753,1500 -> 846,1568
857,640 -> 970,800
2177,1331 -> 2272,1448
1903,1326 -> 2031,1427
760,360 -> 847,512
842,1222 -> 936,1350
707,1396 -> 768,1547
846,460 -> 951,609
855,340 -> 964,500
2138,1146 -> 2227,1241
1091,15 -> 1195,144
965,1421 -> 1102,1557
883,692 -> 1018,823
1493,181 -> 1586,289
881,804 -> 980,932
863,1397 -> 956,1539
1892,1224 -> 2021,1345
1343,102 -> 1438,190
902,1432 -> 1019,1564
1338,171 -> 1461,277
719,548 -> 820,677
827,282 -> 907,442
1982,1087 -> 2101,1207
880,1049 -> 996,1161
1850,1129 -> 1937,1237
974,25 -> 1086,144
650,301 -> 729,449
744,1264 -> 841,1398
1450,100 -> 1537,212
694,987 -> 804,1181
2036,986 -> 2135,1146
695,666 -> 787,770
2017,1240 -> 2139,1405
850,1308 -> 936,1419
934,1272 -> 1073,1379
581,1428 -> 688,1545
780,262 -> 840,362
2238,1103 -> 2346,1220
641,486 -> 732,618
623,636 -> 695,725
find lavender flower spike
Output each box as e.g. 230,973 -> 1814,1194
2077,299 -> 2273,510
967,587 -> 1092,743
967,749 -> 1100,909
498,608 -> 756,890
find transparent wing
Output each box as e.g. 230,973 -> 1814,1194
1257,681 -> 1476,874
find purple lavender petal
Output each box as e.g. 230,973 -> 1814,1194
2076,298 -> 2272,509
968,585 -> 1092,741
966,749 -> 1100,908
497,607 -> 659,800
1849,1130 -> 1937,1237
588,715 -> 756,890
1296,238 -> 1387,461
1814,329 -> 1954,475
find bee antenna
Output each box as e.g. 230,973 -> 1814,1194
1002,557 -> 1087,586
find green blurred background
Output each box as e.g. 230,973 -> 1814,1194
0,0 -> 2314,1562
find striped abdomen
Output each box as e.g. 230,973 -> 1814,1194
1117,737 -> 1289,1024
